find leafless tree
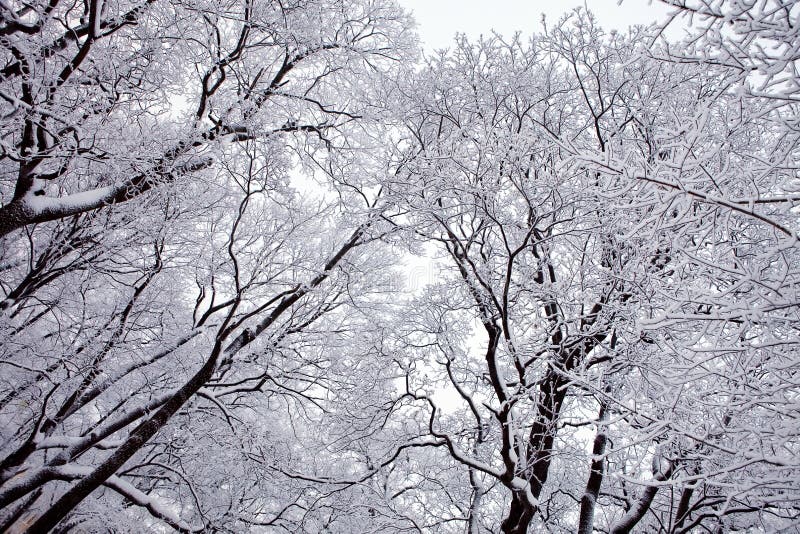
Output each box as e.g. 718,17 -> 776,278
388,10 -> 800,533
0,0 -> 417,530
0,0 -> 413,236
2,2 -> 798,532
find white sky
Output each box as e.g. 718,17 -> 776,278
399,0 -> 673,51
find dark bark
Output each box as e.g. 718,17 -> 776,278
0,200 -> 33,239
499,302 -> 616,533
526,370 -> 569,497
497,368 -> 569,534
577,402 -> 608,534
0,488 -> 41,532
0,158 -> 212,239
500,491 -> 535,534
609,459 -> 673,534
672,485 -> 695,532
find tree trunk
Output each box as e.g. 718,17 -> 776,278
609,459 -> 673,534
0,488 -> 41,533
577,402 -> 608,534
500,491 -> 535,534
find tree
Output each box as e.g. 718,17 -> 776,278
2,1 -> 799,532
0,136 -> 381,531
0,0 -> 413,237
0,0 -> 417,530
389,20 -> 652,532
388,9 -> 800,533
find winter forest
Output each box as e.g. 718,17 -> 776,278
0,0 -> 798,532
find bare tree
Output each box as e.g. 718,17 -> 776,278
388,10 -> 800,533
0,0 -> 413,237
0,137 -> 390,530
0,0 -> 417,530
2,2 -> 798,532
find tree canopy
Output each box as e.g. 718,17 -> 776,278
0,1 -> 798,532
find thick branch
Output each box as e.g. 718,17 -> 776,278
609,459 -> 674,534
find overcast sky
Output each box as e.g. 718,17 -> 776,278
399,0 -> 673,51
